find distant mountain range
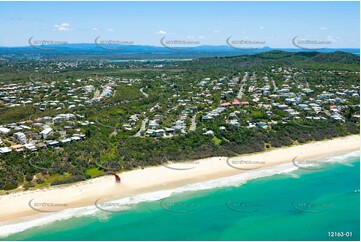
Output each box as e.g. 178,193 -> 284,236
0,44 -> 359,60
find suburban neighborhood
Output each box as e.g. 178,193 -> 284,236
1,62 -> 359,154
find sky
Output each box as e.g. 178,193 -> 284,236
0,1 -> 359,48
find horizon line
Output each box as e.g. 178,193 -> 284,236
0,43 -> 360,49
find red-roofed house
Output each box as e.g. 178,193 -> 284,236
232,99 -> 241,105
220,102 -> 232,107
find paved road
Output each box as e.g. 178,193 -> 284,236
93,89 -> 100,99
306,81 -> 310,89
237,72 -> 248,99
139,88 -> 149,98
271,79 -> 278,91
190,114 -> 197,131
135,118 -> 148,137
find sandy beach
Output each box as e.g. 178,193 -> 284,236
0,135 -> 359,225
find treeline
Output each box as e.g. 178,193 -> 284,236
0,119 -> 358,191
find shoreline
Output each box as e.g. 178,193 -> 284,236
0,135 -> 359,230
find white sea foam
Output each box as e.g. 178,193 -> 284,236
0,206 -> 98,237
294,150 -> 360,169
0,151 -> 359,237
325,150 -> 360,162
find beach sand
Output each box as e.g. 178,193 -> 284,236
0,135 -> 359,224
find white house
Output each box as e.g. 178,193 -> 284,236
14,132 -> 27,144
40,128 -> 53,139
0,127 -> 10,135
0,147 -> 11,154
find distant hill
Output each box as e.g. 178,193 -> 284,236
187,50 -> 360,71
0,43 -> 359,60
310,51 -> 360,64
255,50 -> 360,65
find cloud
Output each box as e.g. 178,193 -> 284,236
327,35 -> 336,42
187,36 -> 194,39
54,23 -> 72,31
320,27 -> 328,30
156,30 -> 167,35
214,30 -> 220,34
106,28 -> 114,32
92,27 -> 99,31
259,26 -> 265,30
198,36 -> 205,39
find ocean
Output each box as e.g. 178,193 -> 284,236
2,151 -> 360,241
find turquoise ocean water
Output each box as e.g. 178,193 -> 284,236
2,152 -> 360,241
